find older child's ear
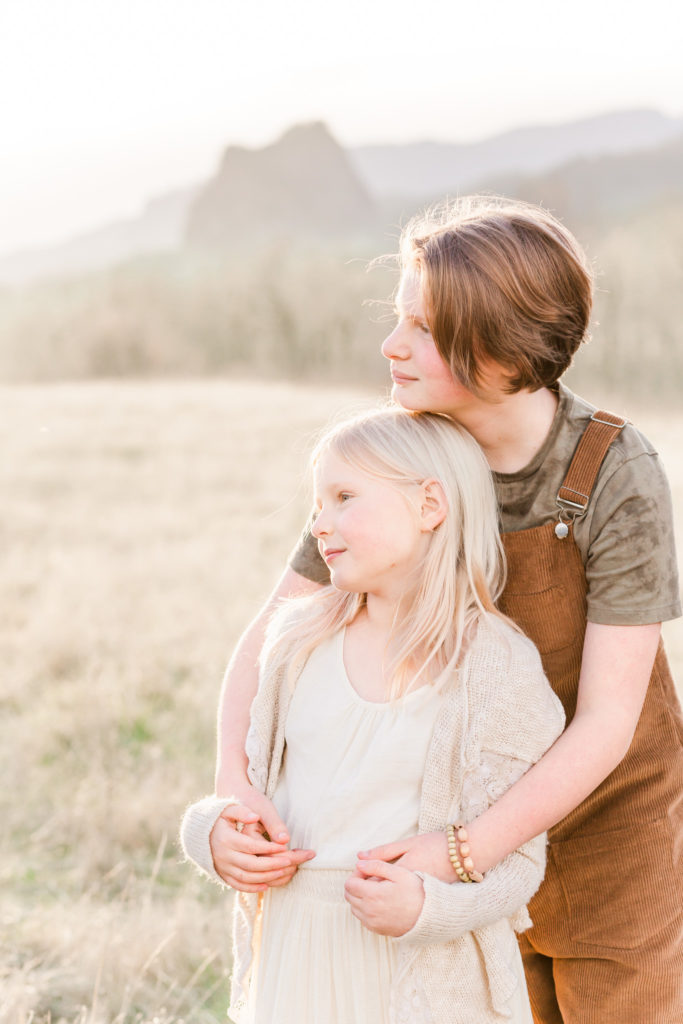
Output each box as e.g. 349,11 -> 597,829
419,479 -> 448,532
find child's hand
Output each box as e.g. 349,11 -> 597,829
357,832 -> 456,883
214,777 -> 290,846
210,805 -> 315,892
344,860 -> 425,937
241,819 -> 268,840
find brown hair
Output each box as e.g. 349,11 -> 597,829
400,196 -> 593,392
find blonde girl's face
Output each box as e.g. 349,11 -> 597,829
311,450 -> 430,601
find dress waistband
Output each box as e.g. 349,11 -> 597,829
279,866 -> 350,903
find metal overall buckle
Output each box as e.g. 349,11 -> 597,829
554,488 -> 589,539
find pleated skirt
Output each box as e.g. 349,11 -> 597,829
245,867 -> 396,1024
242,866 -> 534,1024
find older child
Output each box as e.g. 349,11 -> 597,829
211,198 -> 683,1024
182,407 -> 565,1024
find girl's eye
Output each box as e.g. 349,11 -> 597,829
339,492 -> 352,502
406,314 -> 430,334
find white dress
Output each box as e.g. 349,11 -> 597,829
245,629 -> 442,1024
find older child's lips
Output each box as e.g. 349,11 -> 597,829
322,548 -> 345,563
391,370 -> 418,383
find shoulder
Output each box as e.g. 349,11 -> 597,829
589,440 -> 673,530
496,386 -> 667,535
261,590 -> 323,664
559,383 -> 663,482
464,613 -> 550,707
463,614 -> 565,758
466,613 -> 542,677
557,387 -> 676,548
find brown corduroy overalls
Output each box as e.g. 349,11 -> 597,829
498,411 -> 683,1024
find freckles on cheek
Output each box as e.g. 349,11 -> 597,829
422,345 -> 455,384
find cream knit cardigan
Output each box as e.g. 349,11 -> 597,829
181,611 -> 565,1024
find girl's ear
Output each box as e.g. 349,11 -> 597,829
419,478 -> 448,532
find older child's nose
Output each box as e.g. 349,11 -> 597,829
381,324 -> 410,361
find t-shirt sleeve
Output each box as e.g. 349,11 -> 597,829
288,519 -> 331,585
582,451 -> 682,625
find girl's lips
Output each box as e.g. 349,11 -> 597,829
391,370 -> 418,384
322,548 -> 345,563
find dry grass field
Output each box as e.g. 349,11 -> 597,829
1,380 -> 681,1024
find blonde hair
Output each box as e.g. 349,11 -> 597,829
400,196 -> 593,393
263,406 -> 511,698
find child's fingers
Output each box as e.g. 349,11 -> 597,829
235,831 -> 290,857
222,849 -> 295,873
212,816 -> 290,857
266,868 -> 299,888
358,838 -> 412,862
219,797 -> 290,847
241,821 -> 266,840
214,844 -> 314,875
231,863 -> 299,885
285,848 -> 316,866
229,832 -> 314,865
220,865 -> 300,891
222,879 -> 269,893
355,858 -> 404,882
219,803 -> 260,827
217,855 -> 308,888
214,857 -> 289,888
236,854 -> 316,890
248,793 -> 290,845
210,813 -> 315,889
344,875 -> 367,900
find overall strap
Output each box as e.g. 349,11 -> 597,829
557,410 -> 628,517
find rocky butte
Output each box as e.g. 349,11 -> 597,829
185,122 -> 378,251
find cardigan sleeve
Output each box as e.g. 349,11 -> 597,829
398,833 -> 545,947
179,794 -> 238,887
400,622 -> 565,948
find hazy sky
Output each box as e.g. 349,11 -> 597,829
2,0 -> 681,254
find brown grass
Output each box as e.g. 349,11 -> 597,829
1,380 -> 681,1024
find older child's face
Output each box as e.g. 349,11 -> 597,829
311,450 -> 429,602
382,271 -> 509,417
382,271 -> 470,415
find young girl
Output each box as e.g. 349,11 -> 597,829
181,407 -> 565,1024
209,198 -> 683,1024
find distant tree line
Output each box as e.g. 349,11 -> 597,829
0,203 -> 681,402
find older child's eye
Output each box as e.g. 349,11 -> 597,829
407,314 -> 430,334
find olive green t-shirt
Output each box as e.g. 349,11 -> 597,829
288,383 -> 682,626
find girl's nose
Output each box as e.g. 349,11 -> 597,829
311,511 -> 327,538
381,323 -> 409,361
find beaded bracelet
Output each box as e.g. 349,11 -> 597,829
446,823 -> 484,883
